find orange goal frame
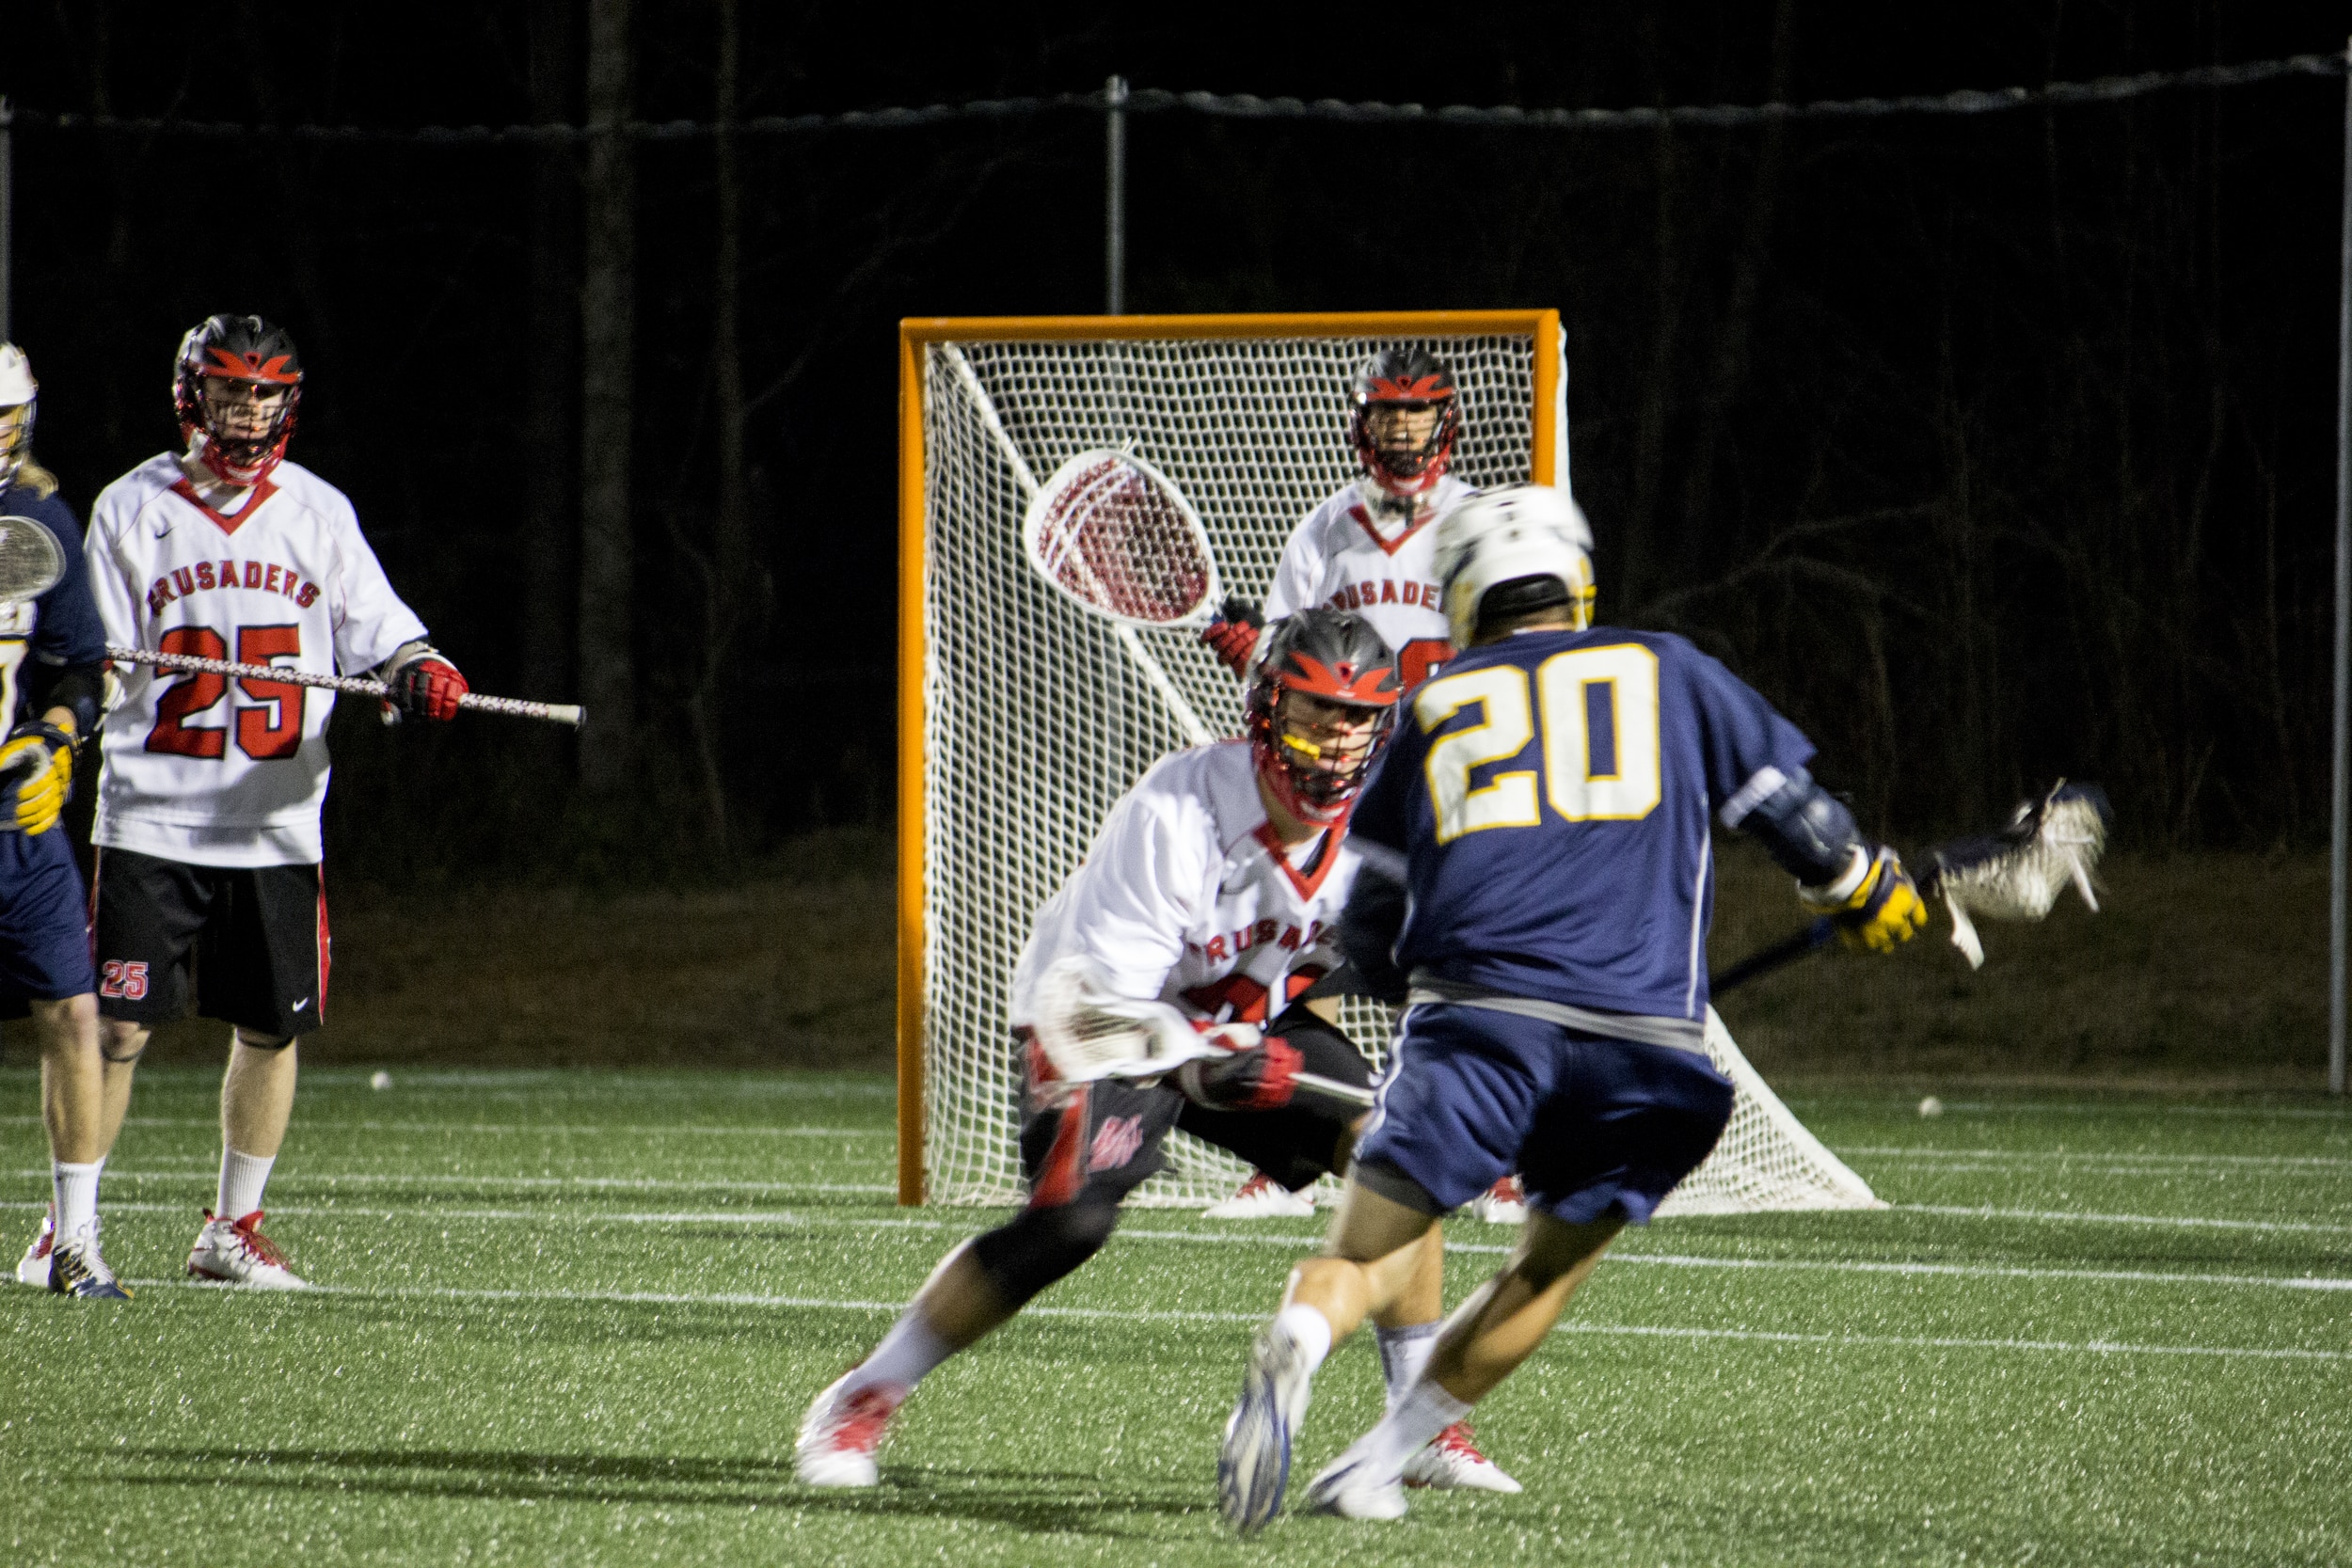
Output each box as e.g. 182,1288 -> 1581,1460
897,309 -> 1565,1203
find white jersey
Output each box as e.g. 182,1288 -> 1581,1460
84,455 -> 430,868
1009,741 -> 1359,1029
1261,475 -> 1477,689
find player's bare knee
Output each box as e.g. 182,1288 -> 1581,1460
232,1027 -> 292,1053
1510,1213 -> 1622,1291
98,1020 -> 151,1064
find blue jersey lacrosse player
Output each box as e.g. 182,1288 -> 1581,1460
1216,483 -> 1928,1529
0,344 -> 124,1298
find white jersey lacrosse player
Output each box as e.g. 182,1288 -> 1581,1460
1202,349 -> 1589,1226
61,314 -> 471,1291
796,609 -> 1516,1496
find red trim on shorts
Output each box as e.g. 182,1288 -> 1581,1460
85,847 -> 103,964
1028,1084 -> 1091,1209
314,866 -> 330,1021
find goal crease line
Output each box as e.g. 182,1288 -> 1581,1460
113,1275 -> 2352,1362
23,1202 -> 2344,1292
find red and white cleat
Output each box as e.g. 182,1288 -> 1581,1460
795,1373 -> 905,1488
15,1206 -> 55,1289
1403,1421 -> 1522,1493
1468,1175 -> 1528,1225
1204,1173 -> 1316,1220
187,1209 -> 310,1290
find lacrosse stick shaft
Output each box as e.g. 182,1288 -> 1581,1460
1709,917 -> 1838,996
1292,1069 -> 1375,1110
108,645 -> 584,728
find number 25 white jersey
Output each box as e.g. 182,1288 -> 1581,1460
1008,741 -> 1360,1030
84,454 -> 430,868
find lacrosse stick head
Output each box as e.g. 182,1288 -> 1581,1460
1925,782 -> 2112,966
0,516 -> 64,605
1028,955 -> 1218,1085
1024,449 -> 1218,627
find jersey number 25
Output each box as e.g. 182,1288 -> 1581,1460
1416,644 -> 1661,843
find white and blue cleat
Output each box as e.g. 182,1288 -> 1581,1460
1218,1321 -> 1318,1532
1303,1452 -> 1410,1521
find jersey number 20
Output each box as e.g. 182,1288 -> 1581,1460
1416,643 -> 1661,843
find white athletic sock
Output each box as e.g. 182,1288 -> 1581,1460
216,1148 -> 275,1220
842,1308 -> 956,1400
53,1161 -> 102,1240
1273,1303 -> 1335,1373
1375,1323 -> 1439,1413
1343,1376 -> 1475,1482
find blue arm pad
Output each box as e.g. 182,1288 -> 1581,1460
1336,849 -> 1411,1006
1732,767 -> 1866,886
23,662 -> 104,740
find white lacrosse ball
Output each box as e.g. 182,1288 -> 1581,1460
1917,1095 -> 1944,1118
370,1070 -> 394,1091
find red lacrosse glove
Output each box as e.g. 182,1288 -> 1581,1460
1200,596 -> 1265,676
385,653 -> 469,722
1175,1033 -> 1304,1112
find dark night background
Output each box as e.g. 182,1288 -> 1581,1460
6,1 -> 2347,886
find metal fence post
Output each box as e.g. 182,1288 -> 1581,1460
1105,75 -> 1128,315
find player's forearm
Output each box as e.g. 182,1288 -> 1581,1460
24,662 -> 104,740
1724,766 -> 1867,887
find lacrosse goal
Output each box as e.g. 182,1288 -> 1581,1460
898,310 -> 1879,1215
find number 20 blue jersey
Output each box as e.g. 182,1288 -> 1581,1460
1347,625 -> 1818,1023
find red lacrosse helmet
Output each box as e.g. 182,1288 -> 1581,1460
1246,608 -> 1402,826
1348,348 -> 1460,499
174,314 -> 304,486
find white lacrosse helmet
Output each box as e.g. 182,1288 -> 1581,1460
0,344 -> 36,493
1432,483 -> 1597,646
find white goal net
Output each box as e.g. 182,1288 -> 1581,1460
909,318 -> 1879,1215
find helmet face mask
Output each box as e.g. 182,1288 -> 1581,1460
1246,608 -> 1402,826
174,315 -> 304,487
1349,349 -> 1460,499
1432,484 -> 1597,646
0,344 -> 35,494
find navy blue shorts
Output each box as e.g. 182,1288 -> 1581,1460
1352,1003 -> 1735,1226
0,827 -> 96,1002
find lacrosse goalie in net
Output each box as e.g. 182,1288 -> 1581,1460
798,608 -> 1517,1494
1200,348 -> 1580,1224
24,314 -> 473,1293
0,345 -> 125,1297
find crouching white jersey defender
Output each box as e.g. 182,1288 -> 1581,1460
1217,487 -> 1927,1530
1201,350 -> 1587,1225
53,314 -> 473,1291
798,610 -> 1514,1493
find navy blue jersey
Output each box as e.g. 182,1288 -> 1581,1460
1348,626 -> 1816,1021
0,484 -> 108,725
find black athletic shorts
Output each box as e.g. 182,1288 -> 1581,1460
89,847 -> 329,1039
1015,1006 -> 1375,1209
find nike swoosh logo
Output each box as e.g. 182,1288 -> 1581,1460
290,998 -> 310,1012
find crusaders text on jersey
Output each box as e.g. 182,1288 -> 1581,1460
1009,741 -> 1359,1029
1262,475 -> 1477,691
84,455 -> 430,867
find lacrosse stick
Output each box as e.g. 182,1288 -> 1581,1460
108,645 -> 583,728
941,346 -> 1216,745
1711,782 -> 2112,995
1029,956 -> 1375,1107
0,515 -> 66,604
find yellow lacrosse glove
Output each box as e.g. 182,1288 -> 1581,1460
1798,845 -> 1928,953
0,721 -> 77,835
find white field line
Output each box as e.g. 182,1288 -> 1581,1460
3,1169 -> 894,1196
1898,1202 -> 2352,1236
1846,1146 -> 2352,1172
0,1116 -> 887,1139
1790,1099 -> 2352,1122
15,1202 -> 2345,1295
110,1275 -> 2352,1363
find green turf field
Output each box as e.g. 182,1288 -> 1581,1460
1,1068 -> 2345,1566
